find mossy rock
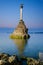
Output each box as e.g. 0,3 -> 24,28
10,35 -> 22,39
10,34 -> 30,39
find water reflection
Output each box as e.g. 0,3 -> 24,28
12,39 -> 28,57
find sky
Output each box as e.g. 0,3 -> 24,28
0,0 -> 43,29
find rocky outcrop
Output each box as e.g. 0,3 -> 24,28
0,53 -> 22,65
10,20 -> 30,39
0,53 -> 43,65
27,58 -> 39,65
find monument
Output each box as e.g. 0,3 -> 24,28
10,4 -> 30,39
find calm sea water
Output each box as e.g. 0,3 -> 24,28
0,28 -> 43,59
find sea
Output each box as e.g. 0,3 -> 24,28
0,28 -> 43,59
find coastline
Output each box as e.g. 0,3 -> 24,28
0,53 -> 43,65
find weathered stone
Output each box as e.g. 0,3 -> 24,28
0,60 -> 7,65
0,53 -> 10,61
13,20 -> 28,36
27,58 -> 39,65
1,53 -> 43,65
0,53 -> 4,59
8,55 -> 18,63
1,54 -> 9,61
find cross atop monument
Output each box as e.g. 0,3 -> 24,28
20,4 -> 23,20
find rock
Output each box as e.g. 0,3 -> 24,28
27,58 -> 39,65
0,53 -> 4,59
1,53 -> 43,65
8,55 -> 22,65
8,55 -> 18,64
0,60 -> 7,65
1,54 -> 9,61
10,20 -> 30,39
0,53 -> 10,61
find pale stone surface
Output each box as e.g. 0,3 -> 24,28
8,55 -> 17,63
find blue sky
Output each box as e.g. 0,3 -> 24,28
0,0 -> 43,29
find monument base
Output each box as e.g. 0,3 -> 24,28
10,34 -> 30,39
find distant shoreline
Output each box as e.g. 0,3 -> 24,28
0,27 -> 43,34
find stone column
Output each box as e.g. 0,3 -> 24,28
20,4 -> 23,20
